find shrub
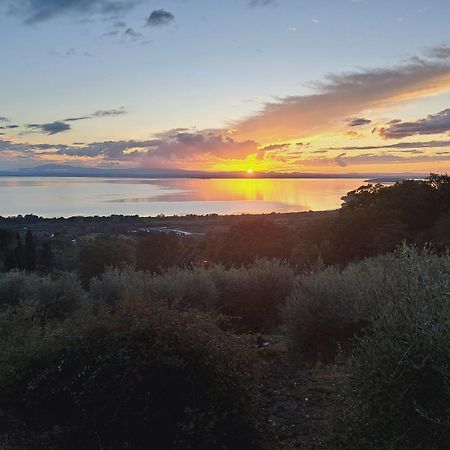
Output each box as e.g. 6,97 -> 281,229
149,266 -> 219,310
90,266 -> 218,310
210,259 -> 296,332
284,266 -> 362,361
0,271 -> 85,319
340,247 -> 450,449
285,245 -> 450,448
92,259 -> 296,332
89,266 -> 152,306
0,301 -> 261,449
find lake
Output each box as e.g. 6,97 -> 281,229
0,177 -> 367,217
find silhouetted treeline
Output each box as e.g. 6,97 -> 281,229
289,173 -> 450,266
204,174 -> 450,267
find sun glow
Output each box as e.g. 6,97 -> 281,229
247,168 -> 254,175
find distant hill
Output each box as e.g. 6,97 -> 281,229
0,164 -> 427,180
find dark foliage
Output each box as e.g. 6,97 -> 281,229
207,219 -> 292,266
291,174 -> 450,266
23,230 -> 36,272
37,240 -> 54,273
0,228 -> 18,270
78,238 -> 134,287
285,246 -> 450,448
136,232 -> 184,273
0,298 -> 261,449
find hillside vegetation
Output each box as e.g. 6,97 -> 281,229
0,175 -> 449,449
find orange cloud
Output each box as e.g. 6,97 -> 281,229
233,56 -> 450,143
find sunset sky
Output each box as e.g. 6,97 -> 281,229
2,0 -> 450,174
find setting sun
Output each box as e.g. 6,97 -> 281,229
247,168 -> 254,175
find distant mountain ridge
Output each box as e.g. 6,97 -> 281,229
0,164 -> 427,180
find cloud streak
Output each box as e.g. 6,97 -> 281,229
331,153 -> 450,167
7,0 -> 140,24
23,108 -> 128,135
323,140 -> 450,152
348,117 -> 372,127
379,108 -> 450,139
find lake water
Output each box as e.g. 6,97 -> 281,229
0,177 -> 367,217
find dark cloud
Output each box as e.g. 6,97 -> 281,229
427,44 -> 450,60
16,107 -> 128,135
59,107 -> 126,125
28,121 -> 71,135
92,108 -> 127,117
7,0 -> 140,24
0,117 -> 8,122
348,117 -> 372,127
379,108 -> 450,139
300,151 -> 450,168
323,139 -> 450,152
64,116 -> 91,122
64,108 -> 126,122
334,153 -> 450,166
146,9 -> 175,27
124,27 -> 142,38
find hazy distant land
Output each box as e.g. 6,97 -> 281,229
0,164 -> 426,181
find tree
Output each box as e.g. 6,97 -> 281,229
39,240 -> 54,273
136,232 -> 183,273
208,219 -> 291,266
14,233 -> 23,270
78,238 -> 133,287
23,230 -> 36,272
0,228 -> 18,271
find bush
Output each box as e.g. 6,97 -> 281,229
211,259 -> 296,332
341,247 -> 450,449
285,245 -> 450,448
0,271 -> 85,319
89,266 -> 152,306
92,259 -> 296,332
89,265 -> 219,311
150,266 -> 219,309
284,266 -> 363,361
0,301 -> 261,449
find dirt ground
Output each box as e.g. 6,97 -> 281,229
258,335 -> 348,450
